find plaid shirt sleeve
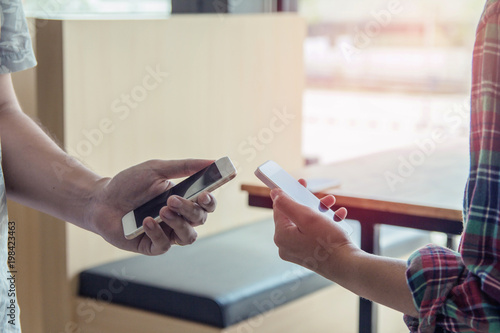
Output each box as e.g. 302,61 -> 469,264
404,1 -> 500,332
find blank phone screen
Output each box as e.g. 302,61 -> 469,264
256,161 -> 353,235
133,163 -> 222,228
267,168 -> 333,215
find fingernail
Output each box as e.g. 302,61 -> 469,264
270,189 -> 279,200
334,214 -> 343,222
201,194 -> 211,205
162,210 -> 175,220
144,220 -> 154,230
169,197 -> 181,208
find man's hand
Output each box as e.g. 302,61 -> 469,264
86,159 -> 217,256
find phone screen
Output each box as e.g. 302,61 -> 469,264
256,161 -> 353,236
261,167 -> 332,215
133,163 -> 222,228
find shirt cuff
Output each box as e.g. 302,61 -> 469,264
404,244 -> 465,332
0,49 -> 37,74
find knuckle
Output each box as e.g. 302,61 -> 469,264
148,234 -> 161,244
187,211 -> 205,226
273,234 -> 281,247
159,242 -> 171,253
274,233 -> 285,248
278,249 -> 291,262
148,159 -> 165,174
187,234 -> 198,245
304,210 -> 318,222
272,196 -> 282,209
182,159 -> 195,175
197,217 -> 207,226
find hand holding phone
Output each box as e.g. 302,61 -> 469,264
122,156 -> 237,239
255,160 -> 352,236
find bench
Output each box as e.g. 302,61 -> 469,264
77,219 -> 430,332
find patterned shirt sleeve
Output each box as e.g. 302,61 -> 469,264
404,1 -> 500,332
0,0 -> 37,73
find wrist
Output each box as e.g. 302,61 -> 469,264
325,247 -> 414,315
315,241 -> 365,283
82,176 -> 112,234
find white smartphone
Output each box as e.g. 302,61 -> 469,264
305,177 -> 341,193
122,156 -> 237,239
255,160 -> 353,235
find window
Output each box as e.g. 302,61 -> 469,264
300,0 -> 484,163
22,0 -> 281,16
23,0 -> 171,16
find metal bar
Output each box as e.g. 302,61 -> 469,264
276,0 -> 283,12
447,234 -> 456,250
359,221 -> 378,333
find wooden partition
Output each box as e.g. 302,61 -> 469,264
8,15 -> 305,332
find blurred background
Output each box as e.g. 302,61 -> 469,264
22,0 -> 485,163
299,0 -> 483,163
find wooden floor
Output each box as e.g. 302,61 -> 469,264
75,284 -> 410,333
325,285 -> 409,333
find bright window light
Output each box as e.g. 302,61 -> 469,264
300,0 -> 484,163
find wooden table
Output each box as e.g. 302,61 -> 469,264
241,137 -> 469,333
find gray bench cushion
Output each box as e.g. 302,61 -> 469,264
78,219 -> 430,328
79,219 -> 333,328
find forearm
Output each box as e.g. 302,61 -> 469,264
319,244 -> 418,317
0,103 -> 104,230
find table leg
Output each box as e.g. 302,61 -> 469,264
446,234 -> 457,250
359,221 -> 379,333
277,0 -> 283,11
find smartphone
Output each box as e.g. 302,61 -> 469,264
122,156 -> 237,239
255,160 -> 353,235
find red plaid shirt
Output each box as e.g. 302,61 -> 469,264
405,1 -> 500,332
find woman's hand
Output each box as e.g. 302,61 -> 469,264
271,179 -> 352,275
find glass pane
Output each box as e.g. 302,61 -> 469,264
300,0 -> 484,163
24,0 -> 171,16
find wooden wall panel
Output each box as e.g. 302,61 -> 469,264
61,15 -> 305,279
9,15 -> 305,331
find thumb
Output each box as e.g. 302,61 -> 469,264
271,189 -> 329,232
150,159 -> 214,180
271,189 -> 296,232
